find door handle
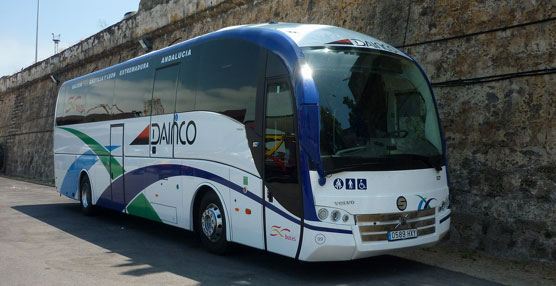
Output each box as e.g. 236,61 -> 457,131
152,146 -> 156,154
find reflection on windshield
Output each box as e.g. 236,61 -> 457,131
303,47 -> 444,173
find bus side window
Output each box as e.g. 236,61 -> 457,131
196,39 -> 260,123
64,81 -> 87,125
85,78 -> 114,123
114,63 -> 153,119
55,86 -> 67,126
266,52 -> 288,78
176,56 -> 197,113
151,64 -> 180,115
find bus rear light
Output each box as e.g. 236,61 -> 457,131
245,208 -> 251,215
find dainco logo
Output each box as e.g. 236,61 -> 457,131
326,38 -> 398,53
130,120 -> 197,146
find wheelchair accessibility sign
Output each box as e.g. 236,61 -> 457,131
357,179 -> 367,190
333,178 -> 367,190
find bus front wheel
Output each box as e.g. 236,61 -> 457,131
198,191 -> 228,254
80,176 -> 95,216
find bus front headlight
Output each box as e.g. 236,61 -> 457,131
330,210 -> 341,222
318,208 -> 329,220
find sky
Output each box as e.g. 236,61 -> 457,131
0,0 -> 141,77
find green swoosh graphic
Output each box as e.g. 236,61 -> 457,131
60,127 -> 125,178
417,195 -> 427,203
126,193 -> 162,222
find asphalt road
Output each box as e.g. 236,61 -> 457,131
0,177 -> 499,285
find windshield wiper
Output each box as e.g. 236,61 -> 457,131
334,145 -> 367,156
389,154 -> 443,171
324,161 -> 390,175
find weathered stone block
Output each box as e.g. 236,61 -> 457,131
405,20 -> 556,82
406,0 -> 556,44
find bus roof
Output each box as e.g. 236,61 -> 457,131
224,23 -> 408,58
61,23 -> 409,88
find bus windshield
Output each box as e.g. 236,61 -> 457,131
303,47 -> 444,173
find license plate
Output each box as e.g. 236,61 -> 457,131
388,229 -> 417,241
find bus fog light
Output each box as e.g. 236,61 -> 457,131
318,208 -> 329,220
330,210 -> 341,222
342,214 -> 349,222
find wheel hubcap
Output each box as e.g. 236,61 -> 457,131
81,189 -> 88,208
201,203 -> 222,242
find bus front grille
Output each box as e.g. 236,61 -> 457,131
356,208 -> 436,242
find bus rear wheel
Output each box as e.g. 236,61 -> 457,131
80,176 -> 95,216
198,191 -> 228,254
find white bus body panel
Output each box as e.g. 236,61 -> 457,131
173,112 -> 257,176
54,112 -> 264,249
229,169 -> 264,249
264,192 -> 302,258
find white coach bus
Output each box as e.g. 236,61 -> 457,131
53,23 -> 450,261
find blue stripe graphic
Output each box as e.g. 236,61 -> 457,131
95,164 -> 351,234
304,223 -> 353,234
440,213 -> 451,224
60,151 -> 98,199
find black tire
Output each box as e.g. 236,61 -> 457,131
80,176 -> 95,216
197,191 -> 229,254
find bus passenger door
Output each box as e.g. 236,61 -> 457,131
110,124 -> 126,209
263,79 -> 303,258
150,64 -> 180,159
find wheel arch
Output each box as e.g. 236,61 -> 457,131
78,170 -> 93,202
190,182 -> 231,241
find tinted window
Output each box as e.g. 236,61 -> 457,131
264,81 -> 301,217
113,61 -> 153,119
196,39 -> 260,123
63,81 -> 87,125
151,64 -> 179,115
55,86 -> 67,126
176,55 -> 197,113
305,47 -> 444,172
266,52 -> 289,78
85,74 -> 115,123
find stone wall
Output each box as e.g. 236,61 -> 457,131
0,0 -> 554,262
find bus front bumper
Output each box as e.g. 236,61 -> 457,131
298,210 -> 451,262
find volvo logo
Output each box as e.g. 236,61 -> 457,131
397,196 -> 407,211
395,214 -> 409,230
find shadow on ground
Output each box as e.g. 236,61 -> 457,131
13,203 -> 498,285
